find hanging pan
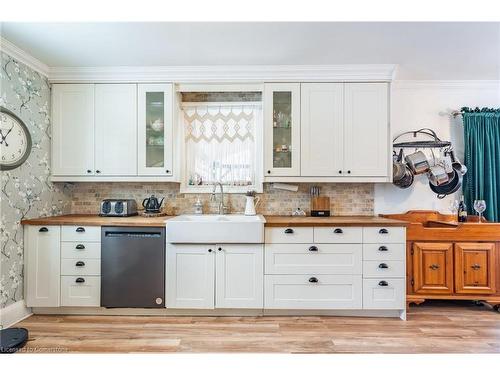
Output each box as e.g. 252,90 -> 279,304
429,165 -> 463,199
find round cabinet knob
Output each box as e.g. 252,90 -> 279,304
86,169 -> 92,174
218,247 -> 222,252
96,170 -> 101,174
267,170 -> 271,174
347,170 -> 351,174
166,170 -> 170,173
208,249 -> 213,253
338,170 -> 342,174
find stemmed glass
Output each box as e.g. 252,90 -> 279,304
449,199 -> 459,215
473,200 -> 486,223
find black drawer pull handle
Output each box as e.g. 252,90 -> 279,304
284,228 -> 294,234
429,264 -> 440,270
378,246 -> 388,252
39,227 -> 49,232
75,244 -> 85,250
75,261 -> 85,267
379,228 -> 389,234
471,264 -> 481,270
75,277 -> 85,283
308,246 -> 318,252
308,277 -> 318,283
378,263 -> 389,269
333,228 -> 343,234
378,281 -> 389,287
76,227 -> 85,233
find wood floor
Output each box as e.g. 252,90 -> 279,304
13,301 -> 500,353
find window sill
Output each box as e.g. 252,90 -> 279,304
180,184 -> 263,194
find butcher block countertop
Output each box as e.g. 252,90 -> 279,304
21,214 -> 173,227
263,216 -> 408,227
22,214 -> 408,227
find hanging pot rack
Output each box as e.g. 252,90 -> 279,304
392,128 -> 451,149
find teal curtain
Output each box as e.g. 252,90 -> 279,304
462,107 -> 500,222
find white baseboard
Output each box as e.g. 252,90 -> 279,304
0,300 -> 32,328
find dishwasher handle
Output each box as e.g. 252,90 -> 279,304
104,231 -> 162,238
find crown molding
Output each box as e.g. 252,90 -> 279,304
48,64 -> 398,83
393,80 -> 500,90
0,37 -> 50,77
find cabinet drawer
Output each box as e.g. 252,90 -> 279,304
265,227 -> 313,243
363,243 -> 405,261
61,258 -> 101,276
61,225 -> 101,242
264,274 -> 362,309
363,278 -> 405,309
61,276 -> 100,306
314,227 -> 362,243
61,242 -> 101,259
363,227 -> 405,243
363,260 -> 405,278
265,244 -> 362,275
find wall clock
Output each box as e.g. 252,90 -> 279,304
0,107 -> 32,171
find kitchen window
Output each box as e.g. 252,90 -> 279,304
180,89 -> 263,193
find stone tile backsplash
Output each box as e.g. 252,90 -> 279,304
68,182 -> 374,216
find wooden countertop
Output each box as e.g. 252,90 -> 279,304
21,214 -> 173,227
263,216 -> 408,227
21,214 -> 409,227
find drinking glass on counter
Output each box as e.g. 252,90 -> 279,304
473,200 -> 486,223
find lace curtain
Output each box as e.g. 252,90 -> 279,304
183,103 -> 261,188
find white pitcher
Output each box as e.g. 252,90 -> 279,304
244,195 -> 260,216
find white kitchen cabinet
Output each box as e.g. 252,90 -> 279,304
264,83 -> 301,177
300,83 -> 344,176
215,244 -> 263,308
166,244 -> 215,309
25,226 -> 61,307
95,84 -> 137,176
137,84 -> 174,176
344,83 -> 389,177
52,84 -> 95,176
61,276 -> 101,307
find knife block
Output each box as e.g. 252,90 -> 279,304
311,197 -> 330,217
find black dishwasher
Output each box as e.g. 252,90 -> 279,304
101,226 -> 165,308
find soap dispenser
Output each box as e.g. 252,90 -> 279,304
194,197 -> 203,215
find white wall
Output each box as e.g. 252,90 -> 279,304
374,80 -> 500,215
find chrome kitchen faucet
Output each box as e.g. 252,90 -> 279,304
211,182 -> 227,215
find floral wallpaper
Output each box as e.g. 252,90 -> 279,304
0,51 -> 72,310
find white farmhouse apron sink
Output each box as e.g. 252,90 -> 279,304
166,215 -> 266,243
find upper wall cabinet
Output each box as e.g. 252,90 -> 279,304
264,83 -> 301,177
52,84 -> 95,176
264,82 -> 390,182
51,83 -> 177,181
137,84 -> 174,176
95,84 -> 137,176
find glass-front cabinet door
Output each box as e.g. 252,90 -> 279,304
138,83 -> 173,175
264,83 -> 300,177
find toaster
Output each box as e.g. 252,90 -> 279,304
99,199 -> 138,217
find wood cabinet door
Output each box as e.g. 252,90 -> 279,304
412,242 -> 454,294
454,243 -> 496,294
300,83 -> 344,176
51,84 -> 95,176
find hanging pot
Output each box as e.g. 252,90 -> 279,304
429,165 -> 463,199
392,149 -> 406,182
448,149 -> 468,176
394,165 -> 414,189
427,164 -> 450,186
405,151 -> 430,175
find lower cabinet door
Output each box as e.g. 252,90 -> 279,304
215,244 -> 263,308
25,226 -> 61,307
454,242 -> 496,294
412,242 -> 454,294
166,244 -> 215,309
61,276 -> 100,306
363,278 -> 405,309
264,274 -> 362,309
